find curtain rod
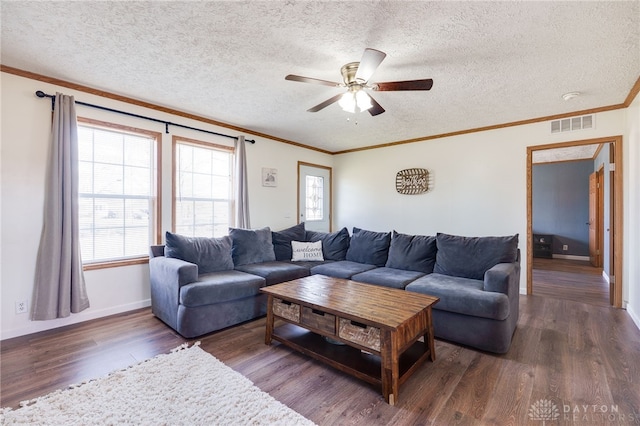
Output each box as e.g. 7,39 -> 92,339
35,91 -> 255,144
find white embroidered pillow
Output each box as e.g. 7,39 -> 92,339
291,240 -> 324,262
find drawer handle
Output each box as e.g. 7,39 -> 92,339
312,309 -> 325,316
281,300 -> 292,306
350,320 -> 368,329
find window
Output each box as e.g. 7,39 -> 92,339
77,118 -> 160,268
173,136 -> 233,237
305,175 -> 324,221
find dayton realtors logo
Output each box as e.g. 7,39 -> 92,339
528,399 -> 560,424
528,399 -> 638,423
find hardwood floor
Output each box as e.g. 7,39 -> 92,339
2,266 -> 639,424
532,257 -> 611,307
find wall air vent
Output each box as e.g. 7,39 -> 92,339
551,114 -> 594,134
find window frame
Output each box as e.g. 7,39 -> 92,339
171,135 -> 235,236
77,117 -> 162,270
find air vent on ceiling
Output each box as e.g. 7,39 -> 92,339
551,114 -> 594,134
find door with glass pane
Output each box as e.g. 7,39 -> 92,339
298,163 -> 331,232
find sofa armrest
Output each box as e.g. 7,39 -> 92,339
149,256 -> 199,331
483,262 -> 520,295
150,256 -> 198,289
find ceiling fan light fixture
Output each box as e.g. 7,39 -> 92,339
338,91 -> 356,113
355,90 -> 372,111
339,89 -> 372,113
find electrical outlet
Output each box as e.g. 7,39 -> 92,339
15,300 -> 28,314
562,245 -> 569,251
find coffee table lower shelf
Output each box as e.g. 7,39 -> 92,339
271,322 -> 430,390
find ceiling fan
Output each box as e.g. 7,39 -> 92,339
285,48 -> 433,116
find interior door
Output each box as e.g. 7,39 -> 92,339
597,166 -> 605,269
588,171 -> 599,267
298,163 -> 331,232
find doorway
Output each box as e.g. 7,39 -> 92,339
298,162 -> 332,232
526,136 -> 623,308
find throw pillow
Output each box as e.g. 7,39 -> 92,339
434,233 -> 519,280
346,227 -> 391,267
385,231 -> 437,273
305,227 -> 350,261
164,232 -> 234,274
272,222 -> 306,261
291,240 -> 324,261
229,227 -> 276,266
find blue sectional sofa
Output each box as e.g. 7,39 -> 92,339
149,223 -> 520,353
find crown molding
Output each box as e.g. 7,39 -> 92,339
2,65 -> 637,156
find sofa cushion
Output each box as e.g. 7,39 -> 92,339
406,273 -> 510,321
229,227 -> 276,266
351,267 -> 425,289
310,260 -> 377,279
179,270 -> 266,307
164,232 -> 234,274
346,227 -> 391,267
306,227 -> 350,261
385,231 -> 437,273
291,240 -> 324,261
434,233 -> 519,280
282,259 -> 336,271
234,261 -> 309,286
272,223 -> 306,261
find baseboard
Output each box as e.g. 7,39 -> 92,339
0,299 -> 151,341
627,304 -> 640,332
552,254 -> 590,261
602,270 -> 610,284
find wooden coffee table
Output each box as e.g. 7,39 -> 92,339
261,274 -> 439,405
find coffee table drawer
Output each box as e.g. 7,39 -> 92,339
301,307 -> 336,334
338,318 -> 381,352
273,298 -> 300,322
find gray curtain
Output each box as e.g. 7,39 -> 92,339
234,135 -> 251,228
32,93 -> 90,320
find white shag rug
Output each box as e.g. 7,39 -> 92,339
1,342 -> 315,426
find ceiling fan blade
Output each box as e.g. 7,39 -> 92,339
285,74 -> 341,87
366,93 -> 385,116
354,48 -> 386,82
307,93 -> 344,112
374,79 -> 434,91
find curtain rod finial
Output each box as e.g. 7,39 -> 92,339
36,90 -> 55,110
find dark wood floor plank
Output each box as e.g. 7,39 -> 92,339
385,344 -> 477,425
480,358 -> 535,426
607,375 -> 640,424
568,347 -> 614,408
431,352 -> 500,424
2,260 -> 639,425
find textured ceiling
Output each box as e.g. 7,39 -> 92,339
532,144 -> 601,164
1,1 -> 638,153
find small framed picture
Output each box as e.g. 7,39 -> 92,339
262,168 -> 277,187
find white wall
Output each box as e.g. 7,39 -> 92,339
3,70 -> 637,339
0,72 -> 332,340
625,93 -> 640,329
333,109 -> 634,304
